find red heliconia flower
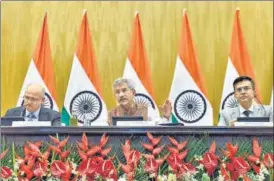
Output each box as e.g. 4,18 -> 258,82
120,140 -> 141,181
167,153 -> 182,173
155,155 -> 168,167
263,153 -> 274,168
142,143 -> 154,151
168,136 -> 179,147
100,133 -> 109,148
49,135 -> 70,150
101,147 -> 112,157
86,145 -> 101,157
168,137 -> 188,151
60,149 -> 71,160
167,146 -> 179,154
121,163 -> 134,173
127,150 -> 141,166
1,166 -> 12,179
147,132 -> 162,146
152,145 -> 165,156
178,149 -> 188,160
144,158 -> 159,176
252,138 -> 261,158
177,141 -> 188,151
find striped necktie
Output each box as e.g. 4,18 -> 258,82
27,113 -> 36,121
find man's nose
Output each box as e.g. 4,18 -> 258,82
118,91 -> 125,97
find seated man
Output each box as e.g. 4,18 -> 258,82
4,83 -> 61,126
218,76 -> 273,126
108,78 -> 172,126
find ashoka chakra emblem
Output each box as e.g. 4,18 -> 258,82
221,92 -> 238,109
134,93 -> 155,109
70,91 -> 102,123
21,92 -> 54,109
174,90 -> 207,123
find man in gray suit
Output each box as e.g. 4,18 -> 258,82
4,83 -> 61,126
218,76 -> 273,126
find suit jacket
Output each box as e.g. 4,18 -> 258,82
4,107 -> 61,126
218,104 -> 273,126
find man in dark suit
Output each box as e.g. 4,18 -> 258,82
4,83 -> 61,126
218,76 -> 273,126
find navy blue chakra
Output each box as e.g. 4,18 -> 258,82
174,90 -> 207,123
70,91 -> 102,124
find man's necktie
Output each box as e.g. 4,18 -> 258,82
27,113 -> 36,121
243,110 -> 251,117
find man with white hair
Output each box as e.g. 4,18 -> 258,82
108,78 -> 172,126
4,83 -> 61,126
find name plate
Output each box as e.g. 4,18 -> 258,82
116,121 -> 155,127
234,122 -> 273,127
12,121 -> 51,127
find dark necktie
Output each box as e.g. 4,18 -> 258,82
27,113 -> 36,121
243,110 -> 251,117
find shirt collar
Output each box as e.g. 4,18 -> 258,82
239,103 -> 254,114
26,107 -> 41,119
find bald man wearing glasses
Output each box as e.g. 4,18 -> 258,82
218,76 -> 273,126
4,83 -> 61,126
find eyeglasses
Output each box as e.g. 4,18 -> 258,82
23,95 -> 40,102
235,86 -> 253,93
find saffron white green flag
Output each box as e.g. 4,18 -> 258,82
61,11 -> 107,126
169,10 -> 213,126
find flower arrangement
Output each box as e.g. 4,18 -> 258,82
1,132 -> 273,181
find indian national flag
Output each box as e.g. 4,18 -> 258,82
17,13 -> 58,111
123,12 -> 159,116
61,11 -> 107,126
219,8 -> 261,123
169,10 -> 213,126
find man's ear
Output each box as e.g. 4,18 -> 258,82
41,97 -> 45,103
